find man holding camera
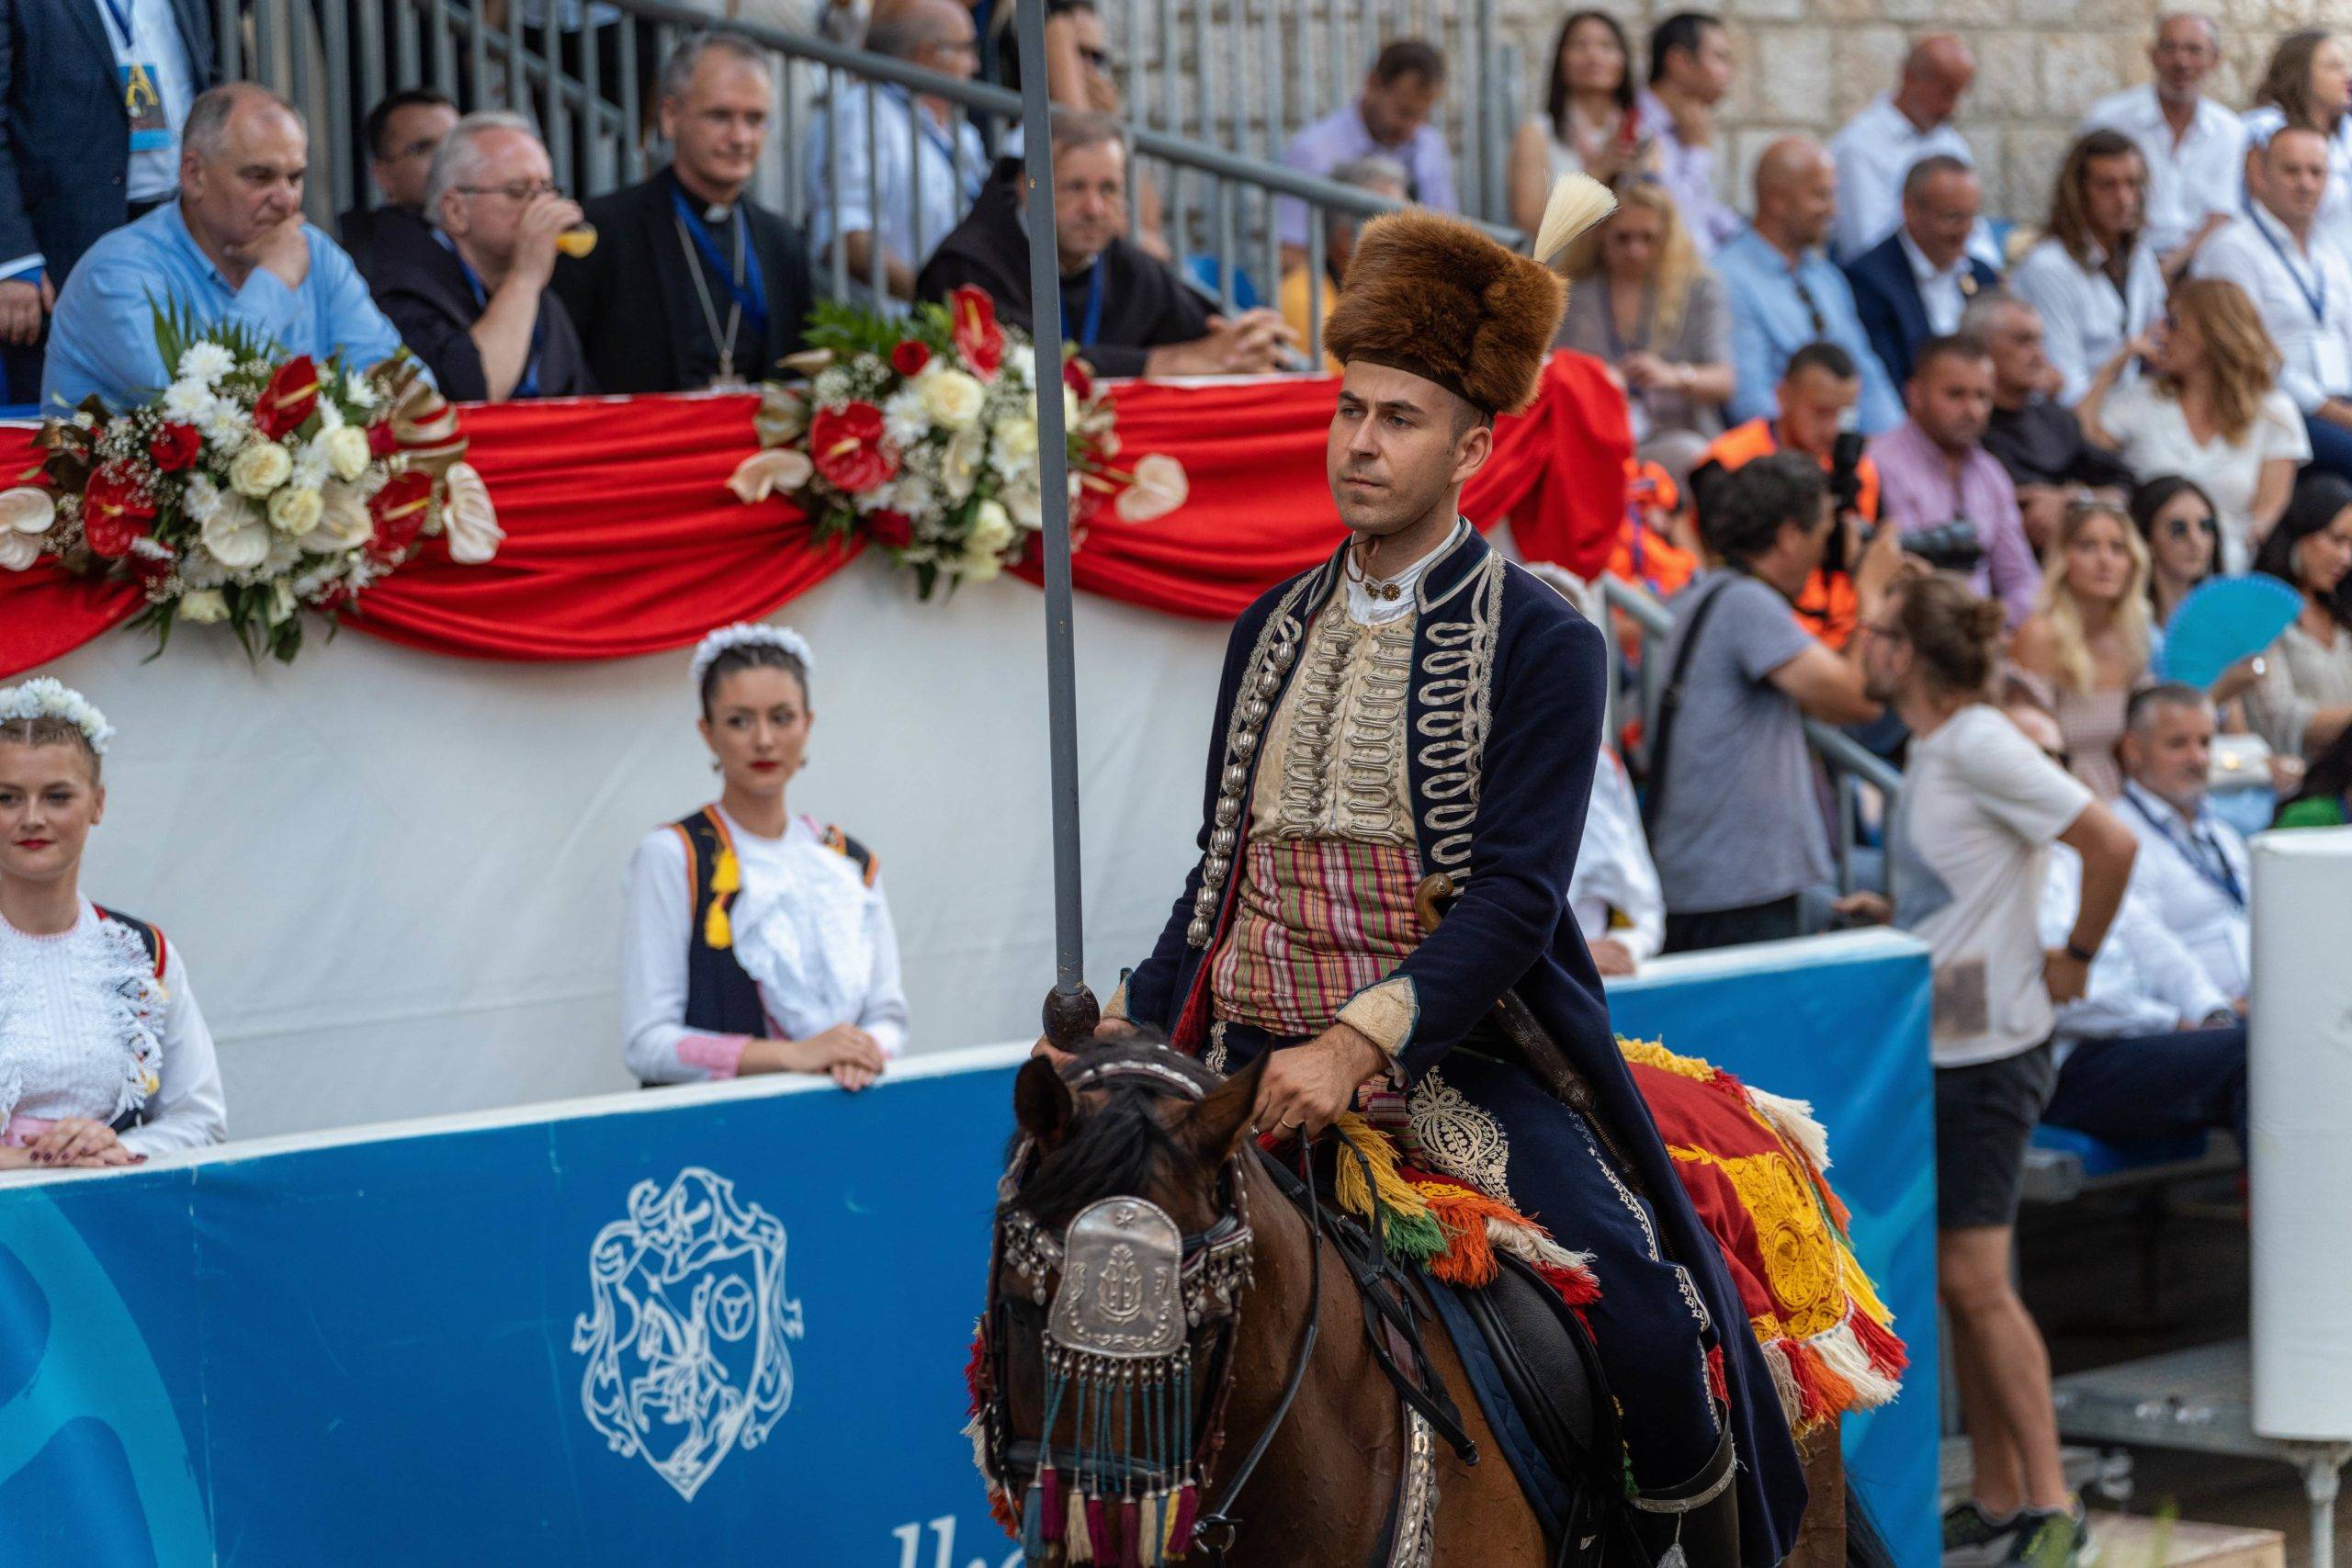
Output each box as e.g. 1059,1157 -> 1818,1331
1867,332 -> 2044,627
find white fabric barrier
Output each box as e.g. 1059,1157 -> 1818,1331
34,556 -> 1234,1138
2248,825 -> 2352,1441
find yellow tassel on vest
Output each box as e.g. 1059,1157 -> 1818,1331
704,899 -> 732,950
710,847 -> 741,895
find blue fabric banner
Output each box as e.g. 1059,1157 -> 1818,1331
0,932 -> 1934,1566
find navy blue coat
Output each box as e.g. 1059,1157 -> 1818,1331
1123,527 -> 1807,1565
1845,231 -> 2001,389
0,0 -> 215,288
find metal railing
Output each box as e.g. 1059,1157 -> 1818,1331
230,0 -> 1524,368
1598,576 -> 1901,902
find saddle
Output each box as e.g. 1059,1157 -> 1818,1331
1267,1144 -> 1638,1568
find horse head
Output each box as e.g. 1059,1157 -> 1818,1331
974,1037 -> 1270,1562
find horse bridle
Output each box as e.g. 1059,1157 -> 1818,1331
978,1048 -> 1325,1565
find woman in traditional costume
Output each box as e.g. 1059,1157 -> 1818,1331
0,679 -> 226,1168
621,625 -> 907,1089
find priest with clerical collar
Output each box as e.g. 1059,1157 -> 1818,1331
551,29 -> 815,394
914,110 -> 1296,379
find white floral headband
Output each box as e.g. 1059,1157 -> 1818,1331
0,677 -> 114,755
689,624 -> 817,694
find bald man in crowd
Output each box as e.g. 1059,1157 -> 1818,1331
1828,34 -> 1984,265
43,82 -> 406,409
1714,136 -> 1904,432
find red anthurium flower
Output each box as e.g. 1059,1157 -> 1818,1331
254,355 -> 321,439
949,286 -> 1004,380
865,508 -> 914,549
149,423 -> 202,471
81,461 -> 155,558
889,339 -> 932,378
366,418 -> 401,458
367,470 -> 434,561
808,402 -> 898,494
1062,356 -> 1094,402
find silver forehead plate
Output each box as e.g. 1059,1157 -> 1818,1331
1047,1197 -> 1187,1359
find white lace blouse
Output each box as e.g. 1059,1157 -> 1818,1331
619,809 -> 910,1083
0,900 -> 228,1155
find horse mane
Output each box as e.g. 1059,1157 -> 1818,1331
1010,1033 -> 1193,1231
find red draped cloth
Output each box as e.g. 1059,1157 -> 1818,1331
0,353 -> 1630,678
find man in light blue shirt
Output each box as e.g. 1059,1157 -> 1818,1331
1274,39 -> 1454,268
42,84 -> 409,411
1716,136 -> 1903,434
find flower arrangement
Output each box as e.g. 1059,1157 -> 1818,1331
729,286 -> 1188,597
0,307 -> 502,661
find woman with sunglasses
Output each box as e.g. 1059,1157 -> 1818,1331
2128,476 -> 2223,629
2011,502 -> 2154,797
2246,473 -> 2352,761
2082,278 -> 2307,573
1507,11 -> 1655,234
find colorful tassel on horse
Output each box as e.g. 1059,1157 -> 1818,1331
1020,1482 -> 1046,1560
1167,1483 -> 1198,1558
1040,1469 -> 1064,1543
1136,1495 -> 1162,1567
1329,1113 -> 1449,1263
1121,1499 -> 1143,1567
1086,1496 -> 1115,1563
1066,1487 -> 1094,1563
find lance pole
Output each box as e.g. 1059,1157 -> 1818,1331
1016,0 -> 1098,1044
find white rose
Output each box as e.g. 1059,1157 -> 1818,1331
228,439 -> 292,498
1004,483 -> 1043,531
267,578 -> 298,626
916,367 -> 987,431
175,589 -> 230,624
322,425 -> 372,482
266,485 -> 324,535
991,415 -> 1040,468
440,462 -> 504,565
939,425 -> 985,502
297,482 -> 374,554
967,497 -> 1016,556
956,542 -> 1005,582
198,494 -> 270,570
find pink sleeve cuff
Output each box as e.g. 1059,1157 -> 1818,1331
678,1032 -> 752,1079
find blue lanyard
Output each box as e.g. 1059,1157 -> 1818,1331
1060,254 -> 1104,347
2125,789 -> 2245,908
669,185 -> 769,343
2248,198 -> 2329,325
443,232 -> 542,398
95,0 -> 137,47
884,85 -> 979,203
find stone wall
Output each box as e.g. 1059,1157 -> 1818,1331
1490,0 -> 2300,231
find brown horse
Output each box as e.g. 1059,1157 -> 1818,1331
974,1043 -> 1586,1566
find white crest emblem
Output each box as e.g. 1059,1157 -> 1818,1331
571,1166 -> 803,1500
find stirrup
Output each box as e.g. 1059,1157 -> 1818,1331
1625,1426 -> 1739,1568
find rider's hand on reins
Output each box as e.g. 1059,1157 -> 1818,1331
1252,1023 -> 1390,1141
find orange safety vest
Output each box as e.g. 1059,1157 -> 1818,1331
1690,419 -> 1877,650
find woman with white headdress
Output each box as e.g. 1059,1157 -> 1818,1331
0,679 -> 227,1167
619,625 -> 907,1089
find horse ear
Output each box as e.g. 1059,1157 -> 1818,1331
1184,1054 -> 1268,1164
1013,1055 -> 1079,1147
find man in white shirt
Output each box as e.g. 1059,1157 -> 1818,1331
1572,746 -> 1665,976
2007,699 -> 2247,1149
1826,34 -> 1984,265
2191,126 -> 2352,478
805,0 -> 985,309
2011,130 -> 2167,407
2080,14 -> 2245,271
2113,684 -> 2252,1005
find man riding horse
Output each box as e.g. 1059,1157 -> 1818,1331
1035,181 -> 1809,1566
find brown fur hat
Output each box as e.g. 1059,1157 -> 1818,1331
1323,175 -> 1613,417
1325,211 -> 1563,417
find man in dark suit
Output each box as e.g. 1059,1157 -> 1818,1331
368,111 -> 595,402
1844,154 -> 1999,390
339,87 -> 456,288
550,28 -> 814,392
0,0 -> 214,399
